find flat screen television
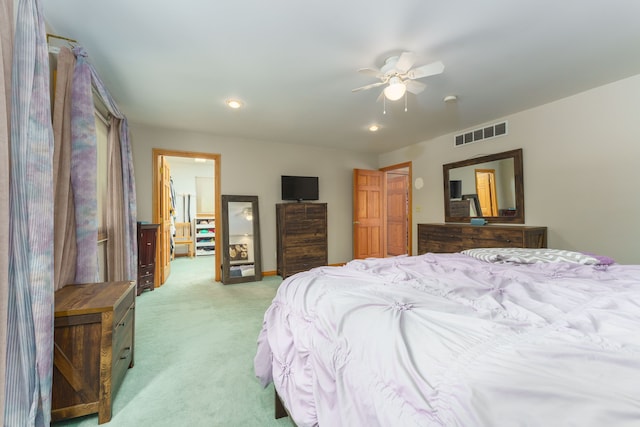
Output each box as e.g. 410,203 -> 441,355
281,175 -> 319,201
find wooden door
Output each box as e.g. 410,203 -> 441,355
475,169 -> 498,216
159,156 -> 172,284
353,169 -> 386,259
387,174 -> 408,256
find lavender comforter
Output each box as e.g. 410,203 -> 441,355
254,253 -> 640,426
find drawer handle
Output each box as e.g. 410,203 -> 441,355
146,242 -> 151,246
120,346 -> 132,360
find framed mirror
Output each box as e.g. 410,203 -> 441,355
443,148 -> 524,224
220,195 -> 262,284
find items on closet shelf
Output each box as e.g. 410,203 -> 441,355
195,216 -> 215,256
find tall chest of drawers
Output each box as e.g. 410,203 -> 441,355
276,203 -> 328,279
52,281 -> 135,424
418,223 -> 547,254
137,222 -> 159,295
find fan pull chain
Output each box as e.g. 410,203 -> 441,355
383,97 -> 387,115
404,92 -> 408,112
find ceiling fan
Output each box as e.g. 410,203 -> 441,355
352,52 -> 444,101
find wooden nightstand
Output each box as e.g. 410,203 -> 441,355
52,281 -> 135,424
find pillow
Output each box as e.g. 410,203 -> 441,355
581,252 -> 616,265
461,248 -> 613,265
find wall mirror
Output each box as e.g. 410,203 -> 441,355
443,148 -> 524,224
220,195 -> 262,284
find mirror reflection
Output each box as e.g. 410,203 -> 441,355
221,195 -> 262,284
449,157 -> 515,216
443,149 -> 524,224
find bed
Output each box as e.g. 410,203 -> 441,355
254,249 -> 640,427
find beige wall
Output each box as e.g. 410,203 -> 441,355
130,124 -> 378,271
379,73 -> 640,264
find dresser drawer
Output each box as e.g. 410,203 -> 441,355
112,305 -> 134,394
113,284 -> 135,327
137,273 -> 154,288
283,221 -> 326,236
137,265 -> 155,293
282,234 -> 327,247
418,224 -> 547,254
283,253 -> 327,276
461,227 -> 523,247
282,203 -> 326,221
138,265 -> 154,279
113,303 -> 134,352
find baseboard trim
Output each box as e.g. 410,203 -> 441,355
262,263 -> 346,278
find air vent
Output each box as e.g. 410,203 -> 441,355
454,121 -> 508,147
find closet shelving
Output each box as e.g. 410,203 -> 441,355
195,215 -> 215,256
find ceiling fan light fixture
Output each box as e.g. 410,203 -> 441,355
383,77 -> 406,101
225,98 -> 243,109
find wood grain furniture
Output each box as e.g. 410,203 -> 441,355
449,199 -> 471,217
417,223 -> 547,254
137,222 -> 159,295
276,202 -> 327,279
52,281 -> 136,424
173,221 -> 195,258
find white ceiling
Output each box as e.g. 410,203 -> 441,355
42,1 -> 640,154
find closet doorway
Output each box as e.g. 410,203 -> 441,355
352,162 -> 412,259
152,149 -> 221,284
380,162 -> 412,257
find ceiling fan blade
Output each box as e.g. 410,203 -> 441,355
395,52 -> 416,73
376,90 -> 385,102
405,80 -> 426,94
358,67 -> 384,79
352,81 -> 386,92
406,61 -> 444,79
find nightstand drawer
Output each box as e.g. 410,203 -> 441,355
113,284 -> 135,327
112,305 -> 134,394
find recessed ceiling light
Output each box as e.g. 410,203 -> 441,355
225,99 -> 243,109
369,124 -> 380,132
443,95 -> 457,103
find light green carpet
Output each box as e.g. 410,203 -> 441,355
53,256 -> 295,427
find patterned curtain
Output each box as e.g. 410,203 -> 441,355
70,47 -> 99,283
5,0 -> 54,425
89,59 -> 138,281
52,46 -> 77,290
0,0 -> 14,424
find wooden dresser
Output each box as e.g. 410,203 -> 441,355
137,222 -> 159,295
418,223 -> 547,254
276,202 -> 328,279
52,281 -> 136,424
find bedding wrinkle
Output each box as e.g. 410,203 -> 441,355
255,254 -> 640,426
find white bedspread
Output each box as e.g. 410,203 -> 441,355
254,253 -> 640,427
